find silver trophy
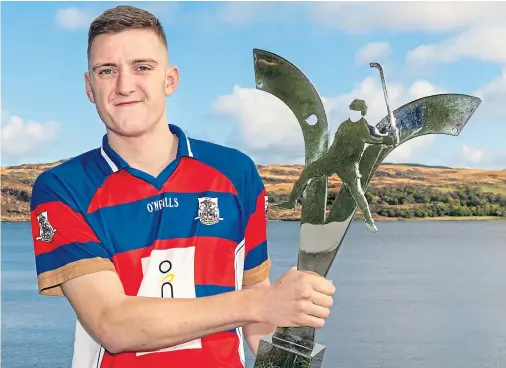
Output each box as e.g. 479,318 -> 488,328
252,48 -> 482,368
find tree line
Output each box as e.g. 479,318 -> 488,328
271,185 -> 506,219
363,185 -> 506,218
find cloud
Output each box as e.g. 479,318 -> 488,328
461,144 -> 485,164
1,112 -> 61,161
212,2 -> 291,26
474,67 -> 506,116
456,144 -> 506,169
406,25 -> 506,66
308,2 -> 506,33
355,42 -> 392,65
211,86 -> 304,164
56,7 -> 95,30
211,73 -> 447,164
190,1 -> 303,31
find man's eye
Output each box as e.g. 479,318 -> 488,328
137,66 -> 151,71
99,69 -> 113,75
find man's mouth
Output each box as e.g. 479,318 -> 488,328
116,101 -> 141,107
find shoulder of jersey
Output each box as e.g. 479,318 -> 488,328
189,138 -> 257,174
188,137 -> 263,198
33,148 -> 103,190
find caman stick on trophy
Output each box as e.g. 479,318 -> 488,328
252,48 -> 482,368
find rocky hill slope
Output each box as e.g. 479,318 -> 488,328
2,160 -> 505,222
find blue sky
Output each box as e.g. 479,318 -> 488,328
1,1 -> 505,169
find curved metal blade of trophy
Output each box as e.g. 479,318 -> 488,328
253,48 -> 330,357
299,93 -> 482,276
253,48 -> 329,226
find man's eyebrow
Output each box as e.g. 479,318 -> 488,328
131,58 -> 159,65
92,62 -> 117,71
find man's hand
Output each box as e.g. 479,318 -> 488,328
256,267 -> 335,329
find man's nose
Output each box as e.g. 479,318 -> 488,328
115,70 -> 136,96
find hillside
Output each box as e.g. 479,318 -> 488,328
2,160 -> 506,222
259,163 -> 506,221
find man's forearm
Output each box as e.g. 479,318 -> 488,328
244,322 -> 277,355
101,288 -> 264,354
242,277 -> 277,354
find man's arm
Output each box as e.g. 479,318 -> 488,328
61,270 -> 264,354
239,158 -> 277,355
242,277 -> 276,355
62,265 -> 335,355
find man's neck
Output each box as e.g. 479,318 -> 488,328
107,120 -> 179,178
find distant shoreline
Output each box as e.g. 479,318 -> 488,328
3,216 -> 505,224
269,216 -> 506,222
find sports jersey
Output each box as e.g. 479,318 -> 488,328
30,124 -> 270,368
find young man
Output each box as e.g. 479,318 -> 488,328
30,6 -> 335,368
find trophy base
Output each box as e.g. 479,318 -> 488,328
253,332 -> 326,368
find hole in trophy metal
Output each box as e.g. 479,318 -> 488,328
305,114 -> 318,126
257,80 -> 264,88
452,127 -> 458,134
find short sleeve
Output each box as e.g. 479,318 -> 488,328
30,172 -> 116,296
242,163 -> 271,286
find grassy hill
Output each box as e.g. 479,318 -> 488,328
2,160 -> 506,222
259,164 -> 506,221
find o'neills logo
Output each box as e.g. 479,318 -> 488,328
147,197 -> 179,212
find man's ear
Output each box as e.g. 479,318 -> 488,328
165,66 -> 180,97
84,72 -> 95,104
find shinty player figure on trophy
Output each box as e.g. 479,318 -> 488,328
277,64 -> 400,232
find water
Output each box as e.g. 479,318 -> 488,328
2,220 -> 506,368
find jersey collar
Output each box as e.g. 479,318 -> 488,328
100,124 -> 194,173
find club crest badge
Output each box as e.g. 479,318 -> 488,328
36,211 -> 57,242
195,197 -> 223,226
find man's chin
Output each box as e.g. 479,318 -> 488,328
108,122 -> 154,138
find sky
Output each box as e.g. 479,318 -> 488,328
1,1 -> 505,170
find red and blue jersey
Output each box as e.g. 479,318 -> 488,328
30,124 -> 270,368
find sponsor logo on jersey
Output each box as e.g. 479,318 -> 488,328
159,260 -> 175,298
147,196 -> 179,212
137,248 -> 202,355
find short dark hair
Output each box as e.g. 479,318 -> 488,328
87,5 -> 168,58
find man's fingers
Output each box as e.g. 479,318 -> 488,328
299,269 -> 333,282
304,302 -> 331,320
310,290 -> 334,308
294,314 -> 325,329
309,276 -> 336,296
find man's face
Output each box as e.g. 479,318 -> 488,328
85,29 -> 178,137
